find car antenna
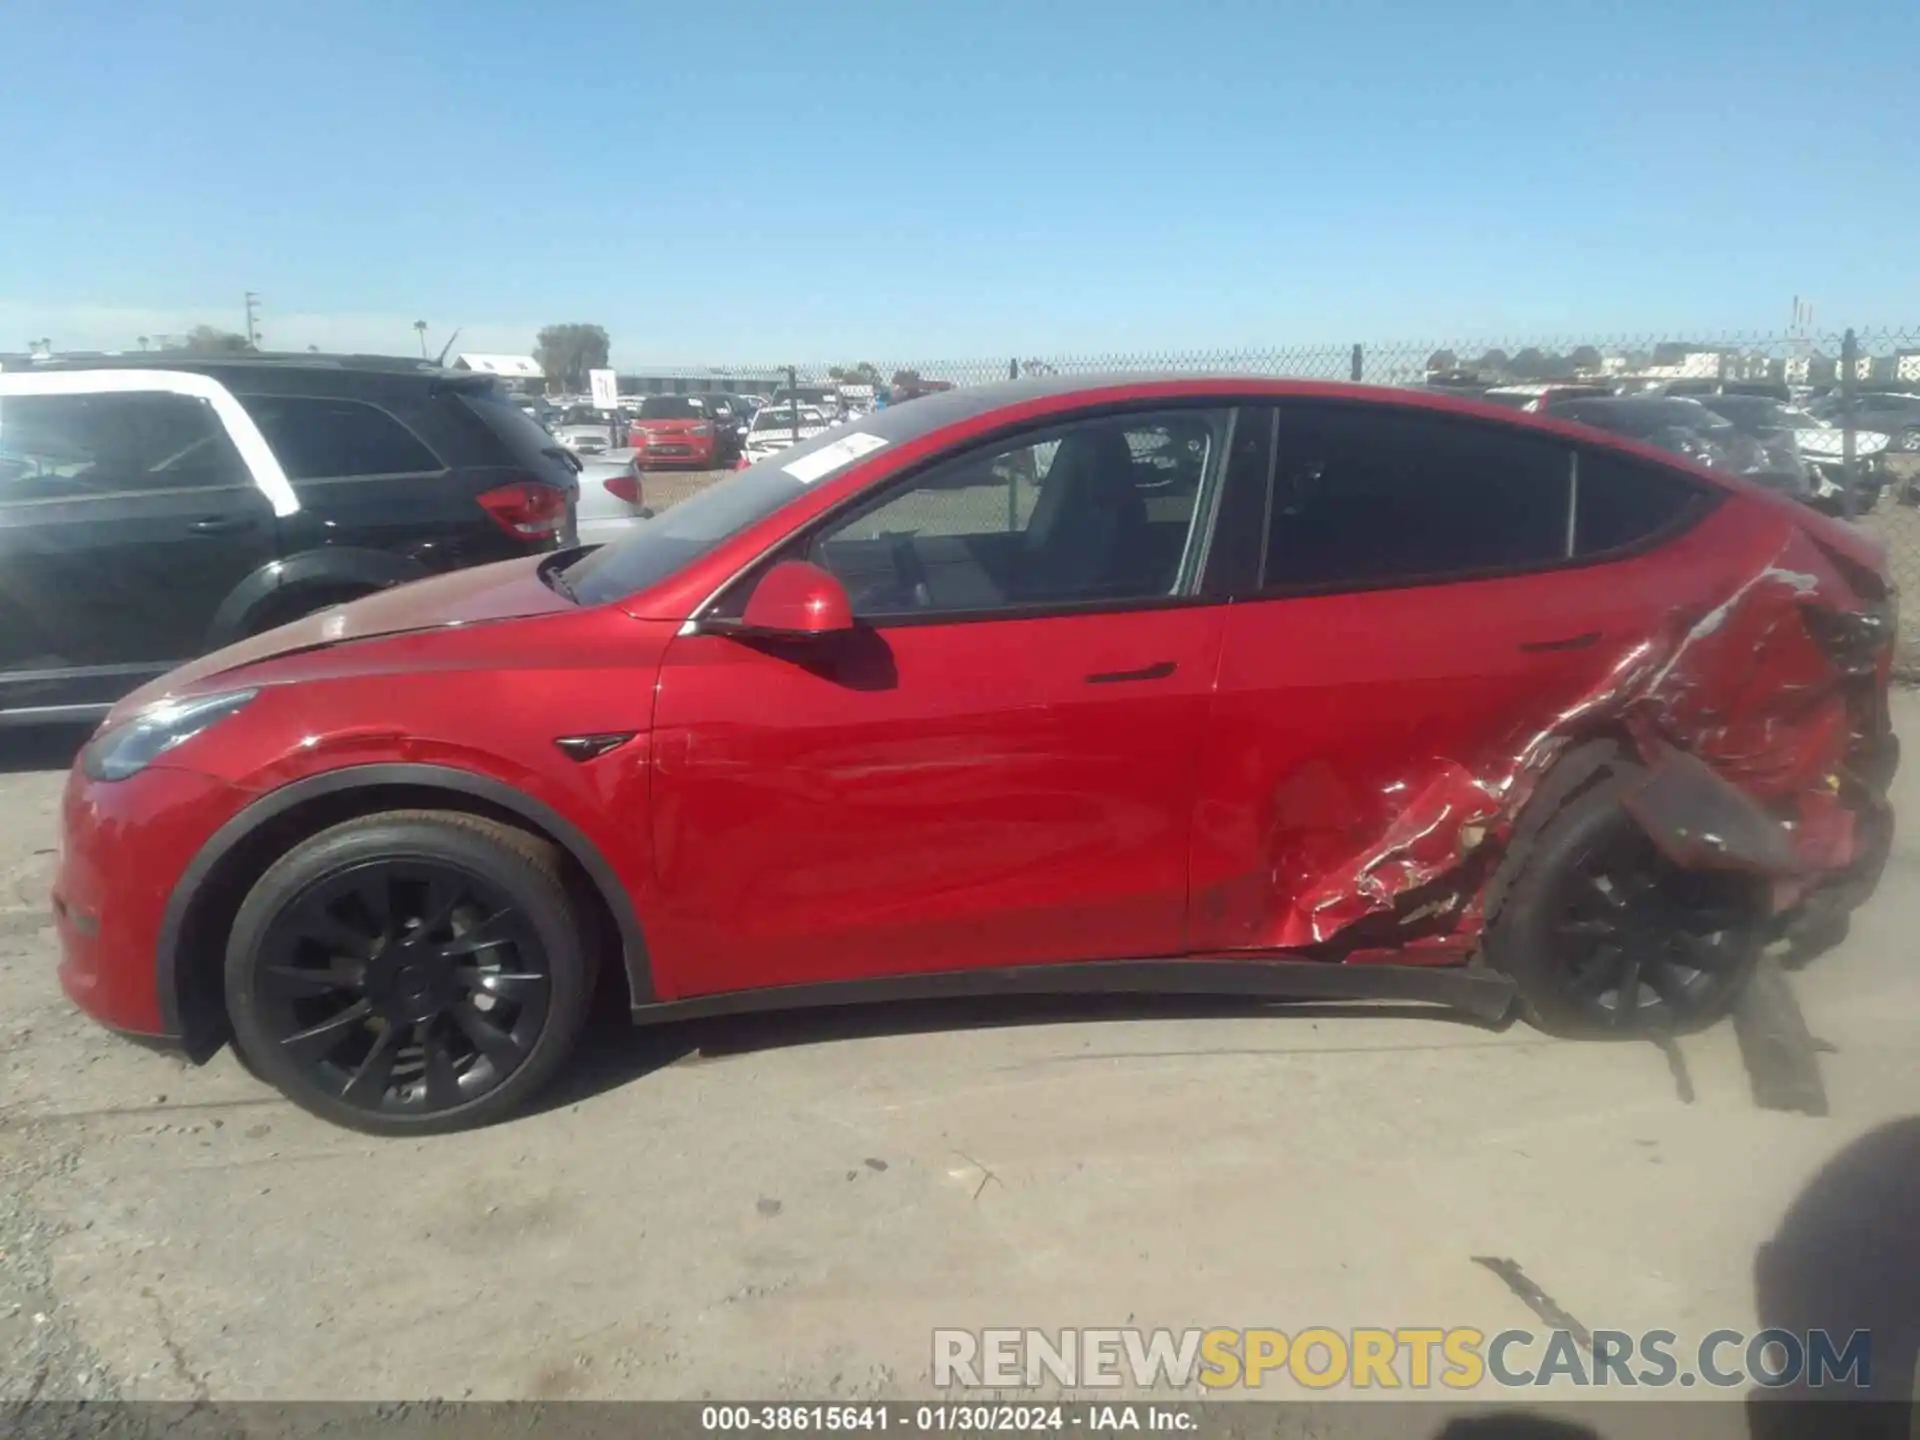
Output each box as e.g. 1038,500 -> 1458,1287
433,327 -> 464,368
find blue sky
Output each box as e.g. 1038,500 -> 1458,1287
4,0 -> 1916,366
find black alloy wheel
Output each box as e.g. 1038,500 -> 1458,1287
226,812 -> 594,1134
1485,765 -> 1766,1038
1541,823 -> 1759,1031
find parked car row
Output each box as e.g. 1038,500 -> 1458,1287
1451,379 -> 1920,515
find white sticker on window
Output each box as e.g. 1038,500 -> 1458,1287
782,431 -> 889,484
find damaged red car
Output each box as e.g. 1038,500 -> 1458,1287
54,377 -> 1899,1134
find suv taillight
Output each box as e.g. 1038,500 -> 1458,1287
604,470 -> 643,505
477,480 -> 567,538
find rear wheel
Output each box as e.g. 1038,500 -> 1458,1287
1485,770 -> 1766,1037
224,811 -> 595,1135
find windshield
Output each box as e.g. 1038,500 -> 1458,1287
753,407 -> 825,432
1700,397 -> 1807,432
559,406 -> 604,425
637,395 -> 708,420
772,388 -> 834,407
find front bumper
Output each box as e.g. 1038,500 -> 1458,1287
634,442 -> 718,468
53,763 -> 248,1042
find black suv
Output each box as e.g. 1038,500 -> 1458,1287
0,355 -> 580,724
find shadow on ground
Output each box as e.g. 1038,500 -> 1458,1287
1747,1115 -> 1920,1437
526,988 -> 1518,1118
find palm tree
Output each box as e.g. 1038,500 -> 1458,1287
137,335 -> 150,351
414,320 -> 429,358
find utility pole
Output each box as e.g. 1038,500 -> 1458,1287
244,292 -> 262,350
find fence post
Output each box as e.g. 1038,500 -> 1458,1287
1009,358 -> 1019,380
1350,344 -> 1363,384
787,364 -> 799,447
1840,330 -> 1858,520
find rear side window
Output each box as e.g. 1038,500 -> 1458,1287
1572,449 -> 1705,557
457,387 -> 578,484
241,396 -> 441,479
0,391 -> 248,499
1262,407 -> 1571,590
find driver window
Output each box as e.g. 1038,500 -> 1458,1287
0,392 -> 248,502
806,408 -> 1224,618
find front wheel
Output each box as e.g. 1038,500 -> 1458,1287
1483,769 -> 1766,1038
224,811 -> 596,1135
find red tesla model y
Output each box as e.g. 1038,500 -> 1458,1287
53,377 -> 1898,1133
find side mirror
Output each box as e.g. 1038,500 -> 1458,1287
734,560 -> 855,638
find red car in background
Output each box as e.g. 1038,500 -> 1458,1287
628,394 -> 720,468
52,376 -> 1898,1134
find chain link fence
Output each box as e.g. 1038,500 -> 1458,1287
626,326 -> 1920,667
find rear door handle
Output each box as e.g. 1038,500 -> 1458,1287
1086,660 -> 1178,684
1518,631 -> 1600,653
188,515 -> 254,535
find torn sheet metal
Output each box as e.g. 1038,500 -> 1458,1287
1261,523 -> 1889,952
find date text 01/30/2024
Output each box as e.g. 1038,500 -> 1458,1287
699,1404 -> 1198,1432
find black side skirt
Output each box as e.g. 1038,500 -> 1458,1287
631,957 -> 1517,1026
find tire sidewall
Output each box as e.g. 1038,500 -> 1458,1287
1488,768 -> 1763,1038
224,817 -> 592,1135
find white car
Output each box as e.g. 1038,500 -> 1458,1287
551,404 -> 618,456
740,404 -> 833,465
573,448 -> 652,546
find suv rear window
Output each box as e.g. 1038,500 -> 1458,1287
458,387 -> 580,486
240,396 -> 442,479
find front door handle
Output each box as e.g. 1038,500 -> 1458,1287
188,515 -> 254,536
1518,631 -> 1600,653
1086,660 -> 1177,685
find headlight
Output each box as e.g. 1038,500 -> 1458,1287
81,690 -> 258,782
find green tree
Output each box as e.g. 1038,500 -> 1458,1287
166,324 -> 254,354
534,323 -> 612,392
1425,349 -> 1459,373
1475,348 -> 1510,375
1508,347 -> 1552,380
829,362 -> 883,386
1569,345 -> 1604,372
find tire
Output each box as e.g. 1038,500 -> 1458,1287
1483,766 -> 1766,1039
224,811 -> 596,1135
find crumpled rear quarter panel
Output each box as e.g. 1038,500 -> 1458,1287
1190,497 -> 1892,957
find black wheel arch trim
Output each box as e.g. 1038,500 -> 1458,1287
155,762 -> 656,1052
205,548 -> 435,650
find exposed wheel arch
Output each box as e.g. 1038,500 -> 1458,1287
158,764 -> 654,1060
241,582 -> 379,637
205,548 -> 434,650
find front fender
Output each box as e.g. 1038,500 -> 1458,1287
156,760 -> 658,1053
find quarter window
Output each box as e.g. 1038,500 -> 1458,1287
1572,449 -> 1704,556
807,409 -> 1225,617
1262,407 -> 1572,589
0,392 -> 248,500
240,396 -> 441,480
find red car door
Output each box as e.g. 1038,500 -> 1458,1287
1189,404 -> 1722,953
646,407 -> 1233,998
